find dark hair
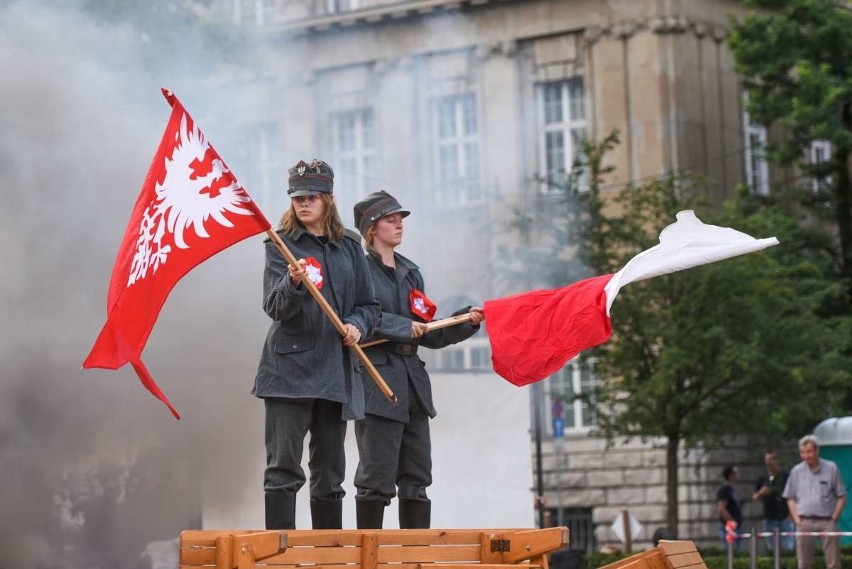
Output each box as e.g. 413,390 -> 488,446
722,465 -> 738,481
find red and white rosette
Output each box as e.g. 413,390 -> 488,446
409,289 -> 436,322
303,256 -> 324,290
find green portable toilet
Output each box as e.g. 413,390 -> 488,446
813,417 -> 852,544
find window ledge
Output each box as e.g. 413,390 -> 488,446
269,0 -> 507,35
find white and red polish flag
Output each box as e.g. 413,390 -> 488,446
83,89 -> 271,419
484,211 -> 779,387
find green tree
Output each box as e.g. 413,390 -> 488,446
728,0 -> 852,292
591,181 -> 850,533
510,134 -> 851,535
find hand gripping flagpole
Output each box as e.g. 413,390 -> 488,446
265,229 -> 396,402
359,313 -> 473,349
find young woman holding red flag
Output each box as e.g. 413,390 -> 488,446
351,191 -> 483,529
253,159 -> 378,530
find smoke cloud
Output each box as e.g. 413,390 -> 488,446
0,2 -> 535,566
0,2 -> 269,567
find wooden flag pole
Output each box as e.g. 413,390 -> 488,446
359,313 -> 473,349
266,229 -> 396,402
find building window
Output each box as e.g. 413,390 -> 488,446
231,0 -> 276,25
545,507 -> 596,552
426,336 -> 489,373
538,78 -> 587,194
809,139 -> 832,192
333,108 -> 377,205
432,93 -> 481,206
547,357 -> 597,432
327,0 -> 360,13
234,123 -> 281,213
743,93 -> 769,196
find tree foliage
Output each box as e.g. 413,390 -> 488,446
728,0 -> 852,290
507,132 -> 852,534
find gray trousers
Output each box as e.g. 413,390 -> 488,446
354,399 -> 432,503
796,518 -> 840,569
264,397 -> 346,500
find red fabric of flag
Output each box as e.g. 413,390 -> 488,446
482,210 -> 780,389
83,88 -> 271,419
484,274 -> 615,387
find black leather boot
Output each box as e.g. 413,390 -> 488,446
398,499 -> 431,529
310,499 -> 343,529
356,500 -> 386,529
265,492 -> 296,529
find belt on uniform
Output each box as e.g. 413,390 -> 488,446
800,516 -> 832,520
383,343 -> 418,356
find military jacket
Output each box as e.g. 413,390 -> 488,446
253,227 -> 379,420
362,250 -> 479,423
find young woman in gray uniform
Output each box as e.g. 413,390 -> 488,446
254,159 -> 378,530
352,191 -> 484,529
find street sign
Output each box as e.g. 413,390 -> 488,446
552,416 -> 565,438
611,511 -> 643,544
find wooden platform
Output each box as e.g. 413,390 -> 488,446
179,527 -> 569,569
597,541 -> 707,569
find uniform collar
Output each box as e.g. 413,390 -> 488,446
287,226 -> 342,247
368,249 -> 419,270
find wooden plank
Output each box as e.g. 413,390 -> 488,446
215,536 -> 233,569
237,532 -> 288,565
262,545 -> 362,565
236,541 -> 256,569
377,544 -> 482,563
180,547 -> 217,566
656,541 -> 698,556
182,528 -> 516,548
376,529 -> 489,545
362,532 -> 379,569
181,530 -> 267,547
479,531 -> 504,564
610,557 -> 661,569
501,528 -> 570,564
180,527 -> 569,569
597,549 -> 662,569
418,565 -> 542,569
285,530 -> 364,547
664,552 -> 706,569
644,549 -> 671,569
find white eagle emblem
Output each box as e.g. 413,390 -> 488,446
412,297 -> 427,314
303,257 -> 324,290
126,113 -> 255,287
306,263 -> 323,288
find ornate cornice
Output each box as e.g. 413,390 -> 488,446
580,16 -> 728,45
270,0 -> 517,35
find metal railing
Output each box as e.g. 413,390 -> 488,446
725,527 -> 852,569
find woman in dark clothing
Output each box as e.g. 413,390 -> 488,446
352,190 -> 484,529
253,159 -> 378,530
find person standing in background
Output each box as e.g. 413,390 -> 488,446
717,465 -> 744,550
753,450 -> 795,552
351,190 -> 484,529
784,435 -> 847,569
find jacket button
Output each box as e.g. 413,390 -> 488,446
292,344 -> 298,349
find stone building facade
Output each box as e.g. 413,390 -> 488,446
205,0 -> 780,551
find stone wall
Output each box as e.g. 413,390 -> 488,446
538,433 -> 776,550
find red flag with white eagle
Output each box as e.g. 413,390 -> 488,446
83,88 -> 271,419
485,211 -> 779,386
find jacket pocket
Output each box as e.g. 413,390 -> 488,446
273,334 -> 315,354
365,347 -> 390,366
